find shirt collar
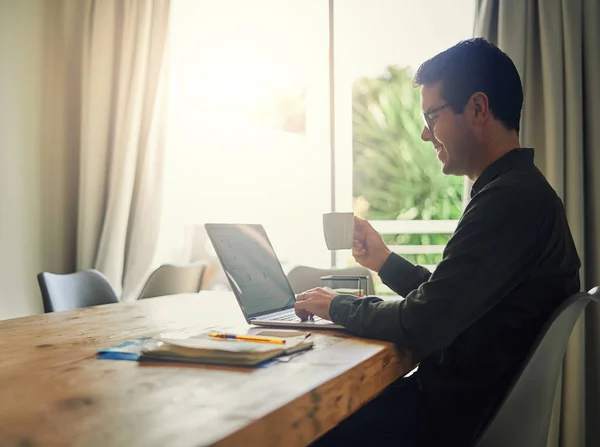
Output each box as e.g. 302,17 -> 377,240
470,148 -> 535,198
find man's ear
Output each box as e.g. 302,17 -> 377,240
470,92 -> 489,122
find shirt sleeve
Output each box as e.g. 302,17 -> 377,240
329,185 -> 539,360
378,252 -> 432,297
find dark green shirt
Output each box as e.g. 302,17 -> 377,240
330,148 -> 581,444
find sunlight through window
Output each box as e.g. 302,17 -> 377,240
157,0 -> 475,291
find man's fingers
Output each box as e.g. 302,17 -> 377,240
299,287 -> 319,296
353,240 -> 367,259
356,219 -> 379,242
362,218 -> 376,231
294,301 -> 313,321
295,299 -> 317,311
296,288 -> 316,301
353,242 -> 364,253
295,300 -> 309,310
354,227 -> 365,241
354,216 -> 376,233
354,216 -> 367,227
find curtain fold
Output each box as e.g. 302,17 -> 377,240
75,0 -> 170,300
474,1 -> 600,446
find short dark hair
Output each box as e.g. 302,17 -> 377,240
413,38 -> 523,133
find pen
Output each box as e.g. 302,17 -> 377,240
208,332 -> 286,344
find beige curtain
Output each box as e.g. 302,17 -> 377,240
39,0 -> 171,301
474,1 -> 600,446
78,0 -> 170,300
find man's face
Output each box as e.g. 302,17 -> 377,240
420,83 -> 475,176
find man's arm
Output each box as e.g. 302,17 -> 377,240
378,253 -> 432,297
329,186 -> 539,360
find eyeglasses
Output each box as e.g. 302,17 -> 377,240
422,103 -> 451,134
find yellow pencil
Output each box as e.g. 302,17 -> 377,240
208,332 -> 286,344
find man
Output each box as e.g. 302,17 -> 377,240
295,38 -> 581,446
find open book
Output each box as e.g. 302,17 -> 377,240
139,329 -> 313,366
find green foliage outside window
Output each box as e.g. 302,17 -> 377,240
352,66 -> 463,265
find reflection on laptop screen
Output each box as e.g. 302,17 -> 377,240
205,224 -> 297,317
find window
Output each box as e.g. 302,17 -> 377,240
157,0 -> 475,292
157,0 -> 331,289
333,0 -> 475,291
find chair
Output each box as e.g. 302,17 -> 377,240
287,265 -> 376,295
37,269 -> 120,313
137,262 -> 207,300
474,287 -> 600,447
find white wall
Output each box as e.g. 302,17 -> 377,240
0,0 -> 45,319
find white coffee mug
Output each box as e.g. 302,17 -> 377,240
323,212 -> 354,250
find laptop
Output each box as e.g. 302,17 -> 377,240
205,223 -> 345,329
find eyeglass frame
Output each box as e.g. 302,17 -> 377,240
422,103 -> 451,134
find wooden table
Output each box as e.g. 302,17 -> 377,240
0,292 -> 412,447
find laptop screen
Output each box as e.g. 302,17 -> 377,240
205,224 -> 297,318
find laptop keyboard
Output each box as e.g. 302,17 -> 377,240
272,313 -> 322,322
274,314 -> 298,321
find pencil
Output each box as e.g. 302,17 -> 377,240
208,332 -> 286,344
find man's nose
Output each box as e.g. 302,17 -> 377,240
421,126 -> 434,142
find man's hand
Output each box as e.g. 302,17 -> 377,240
352,216 -> 392,272
294,287 -> 338,321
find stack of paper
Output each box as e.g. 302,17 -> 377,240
139,330 -> 313,366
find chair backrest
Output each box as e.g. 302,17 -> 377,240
287,265 -> 376,295
137,263 -> 207,300
37,269 -> 120,313
474,287 -> 600,447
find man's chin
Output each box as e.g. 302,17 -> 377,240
440,161 -> 452,175
441,163 -> 464,177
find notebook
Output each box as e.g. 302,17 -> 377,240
138,329 -> 314,366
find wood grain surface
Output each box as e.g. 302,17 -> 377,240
0,292 -> 412,447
